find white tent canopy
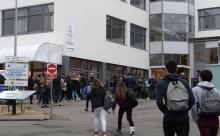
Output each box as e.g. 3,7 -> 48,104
0,43 -> 63,64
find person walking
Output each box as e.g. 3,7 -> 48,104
155,61 -> 195,136
91,79 -> 107,136
191,70 -> 220,136
112,81 -> 135,136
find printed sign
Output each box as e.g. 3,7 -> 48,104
0,90 -> 36,100
5,56 -> 29,86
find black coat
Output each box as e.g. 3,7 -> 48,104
91,87 -> 106,111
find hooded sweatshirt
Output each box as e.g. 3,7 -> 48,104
156,74 -> 195,122
191,81 -> 220,123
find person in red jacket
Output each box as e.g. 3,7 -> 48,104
112,81 -> 135,136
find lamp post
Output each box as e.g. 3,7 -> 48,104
12,0 -> 18,115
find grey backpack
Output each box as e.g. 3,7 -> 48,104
199,87 -> 220,116
167,81 -> 189,111
104,91 -> 115,111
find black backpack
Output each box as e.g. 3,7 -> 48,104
126,91 -> 138,108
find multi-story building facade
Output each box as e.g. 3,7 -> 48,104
190,0 -> 220,88
0,0 -> 149,82
191,0 -> 220,77
149,0 -> 194,79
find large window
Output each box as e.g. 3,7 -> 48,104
199,8 -> 220,30
2,4 -> 54,35
164,54 -> 188,65
150,14 -> 162,41
106,16 -> 126,44
131,0 -> 146,10
164,14 -> 188,41
150,54 -> 162,66
130,24 -> 146,49
206,48 -> 218,64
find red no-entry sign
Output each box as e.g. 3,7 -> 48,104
47,64 -> 57,79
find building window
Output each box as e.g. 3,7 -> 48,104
130,24 -> 146,49
164,0 -> 186,2
2,3 -> 54,36
199,8 -> 220,30
150,14 -> 162,41
131,0 -> 146,10
164,14 -> 187,41
150,54 -> 162,66
164,54 -> 188,65
106,16 -> 126,44
206,48 -> 218,64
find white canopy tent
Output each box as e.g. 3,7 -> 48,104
0,43 -> 63,64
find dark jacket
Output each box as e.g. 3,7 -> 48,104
125,76 -> 136,89
155,74 -> 195,122
91,87 -> 106,110
28,77 -> 34,90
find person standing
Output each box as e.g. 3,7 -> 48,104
112,81 -> 135,136
155,61 -> 195,136
40,73 -> 49,108
191,70 -> 220,136
148,75 -> 157,99
91,79 -> 107,136
28,74 -> 35,104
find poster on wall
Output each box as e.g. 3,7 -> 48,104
64,24 -> 75,55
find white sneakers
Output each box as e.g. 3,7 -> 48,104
130,126 -> 135,136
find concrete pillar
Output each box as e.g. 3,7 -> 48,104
62,56 -> 70,75
101,62 -> 107,84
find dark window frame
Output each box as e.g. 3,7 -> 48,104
130,24 -> 146,50
2,3 -> 54,36
106,15 -> 126,45
198,7 -> 220,31
130,0 -> 146,10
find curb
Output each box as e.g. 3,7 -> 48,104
0,116 -> 50,121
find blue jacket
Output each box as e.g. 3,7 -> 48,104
155,74 -> 195,122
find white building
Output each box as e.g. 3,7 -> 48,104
149,0 -> 194,79
191,0 -> 220,77
0,0 -> 149,82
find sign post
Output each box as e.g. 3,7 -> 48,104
47,64 -> 57,118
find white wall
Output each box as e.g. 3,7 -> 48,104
0,0 -> 149,70
163,42 -> 188,54
60,0 -> 149,69
195,0 -> 220,38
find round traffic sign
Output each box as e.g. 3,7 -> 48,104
47,64 -> 57,74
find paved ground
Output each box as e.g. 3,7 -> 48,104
0,99 -> 214,136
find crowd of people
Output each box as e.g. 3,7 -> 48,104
26,60 -> 220,136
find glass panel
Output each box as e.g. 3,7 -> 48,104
130,24 -> 146,49
81,60 -> 88,70
181,55 -> 188,65
29,6 -> 42,15
150,54 -> 162,66
150,14 -> 162,42
131,0 -> 145,10
18,8 -> 28,17
206,48 -> 218,64
3,19 -> 14,35
3,10 -> 15,18
44,14 -> 54,31
28,15 -> 43,32
43,4 -> 54,13
17,17 -> 28,34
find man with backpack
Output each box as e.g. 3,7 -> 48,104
155,61 -> 195,136
191,70 -> 220,136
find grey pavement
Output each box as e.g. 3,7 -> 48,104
0,99 -> 216,136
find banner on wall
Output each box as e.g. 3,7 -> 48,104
64,24 -> 75,55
